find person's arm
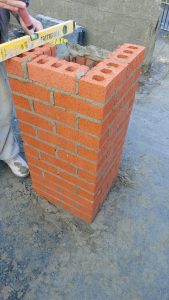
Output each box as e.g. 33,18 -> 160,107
17,0 -> 43,33
0,0 -> 43,34
19,14 -> 43,33
0,0 -> 26,12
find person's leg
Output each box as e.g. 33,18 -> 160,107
0,62 -> 29,177
0,62 -> 19,160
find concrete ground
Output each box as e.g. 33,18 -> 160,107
1,34 -> 169,300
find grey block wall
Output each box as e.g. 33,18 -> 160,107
29,0 -> 162,69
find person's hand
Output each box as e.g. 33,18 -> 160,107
0,0 -> 25,12
19,15 -> 43,34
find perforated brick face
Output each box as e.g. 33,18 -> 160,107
6,43 -> 145,222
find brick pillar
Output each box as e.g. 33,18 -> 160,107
6,43 -> 145,222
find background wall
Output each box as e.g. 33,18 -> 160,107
29,0 -> 162,69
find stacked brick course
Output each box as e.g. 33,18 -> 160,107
5,43 -> 145,222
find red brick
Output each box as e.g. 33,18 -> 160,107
22,135 -> 55,155
54,93 -> 104,120
16,109 -> 53,131
37,129 -> 76,153
19,52 -> 39,59
31,172 -> 66,197
35,44 -> 56,56
29,164 -> 43,176
25,44 -> 56,57
5,53 -> 35,76
33,181 -> 82,210
57,125 -> 100,150
78,169 -> 97,183
27,154 -> 61,175
24,145 -> 39,158
33,186 -> 60,206
34,102 -> 76,127
19,121 -> 36,136
13,95 -> 32,111
110,43 -> 145,73
59,170 -> 96,193
77,146 -> 99,162
9,78 -> 51,103
78,118 -> 102,136
58,149 -> 97,173
120,43 -> 145,62
32,172 -> 94,210
40,152 -> 76,174
61,202 -> 94,223
44,171 -> 75,193
76,56 -> 86,65
33,182 -> 58,200
27,55 -> 88,93
60,188 -> 94,210
104,67 -> 141,117
76,187 -> 95,201
78,57 -> 127,102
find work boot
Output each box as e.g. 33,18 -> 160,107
4,154 -> 30,178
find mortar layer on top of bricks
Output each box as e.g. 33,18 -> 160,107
5,43 -> 145,222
